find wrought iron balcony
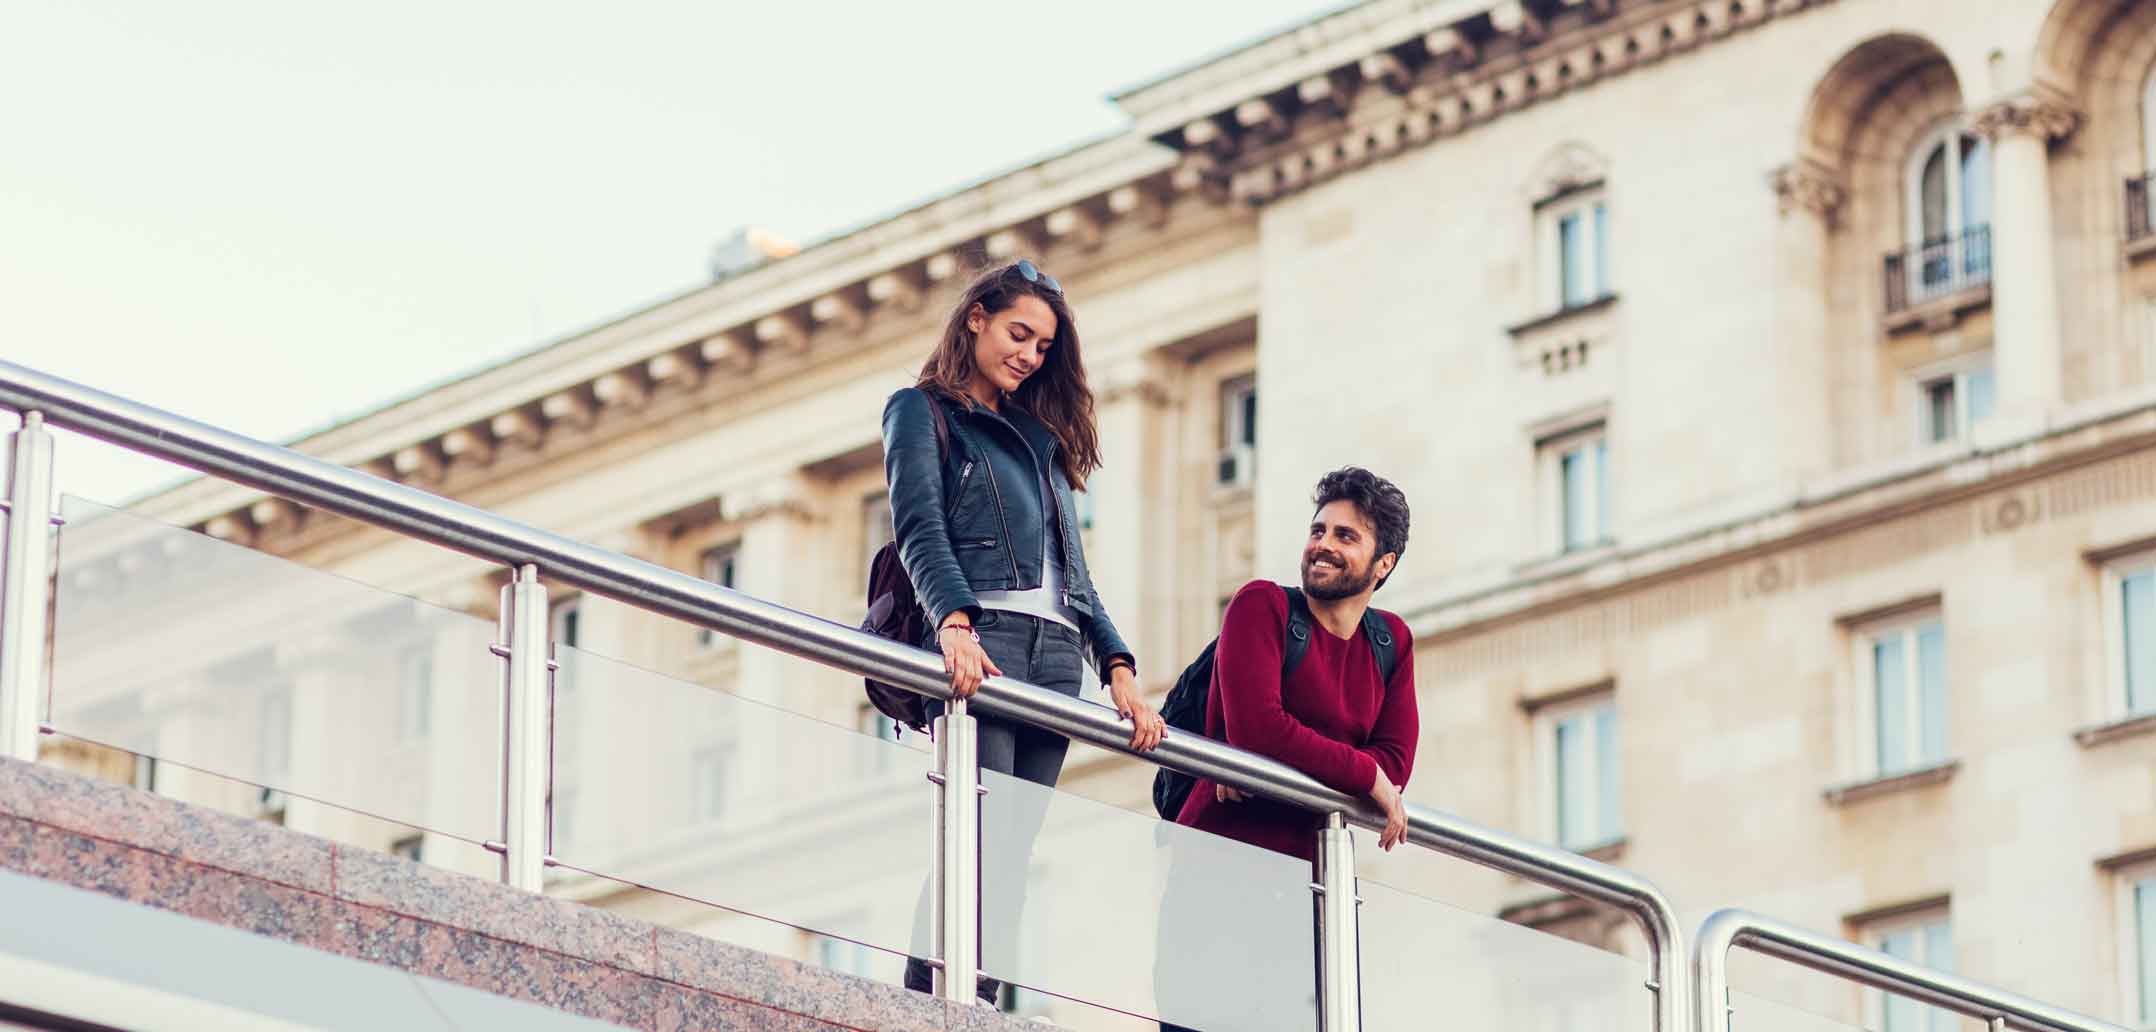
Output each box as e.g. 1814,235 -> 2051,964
1883,224 -> 1992,315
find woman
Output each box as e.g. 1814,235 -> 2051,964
882,259 -> 1164,1003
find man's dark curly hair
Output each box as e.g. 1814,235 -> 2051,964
1312,467 -> 1410,591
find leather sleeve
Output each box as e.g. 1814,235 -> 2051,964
882,388 -> 979,629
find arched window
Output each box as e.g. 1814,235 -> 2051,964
1902,119 -> 1992,300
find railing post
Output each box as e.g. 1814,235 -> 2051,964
930,695 -> 981,1003
0,411 -> 57,763
1314,812 -> 1362,1031
495,564 -> 550,891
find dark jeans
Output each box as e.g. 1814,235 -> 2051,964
903,609 -> 1085,1002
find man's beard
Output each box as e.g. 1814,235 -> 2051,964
1301,554 -> 1376,601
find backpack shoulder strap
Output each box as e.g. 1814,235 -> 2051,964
1280,585 -> 1313,676
917,387 -> 952,460
1361,607 -> 1400,685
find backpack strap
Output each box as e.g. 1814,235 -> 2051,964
1283,585 -> 1401,687
1360,607 -> 1400,686
920,388 -> 952,460
1280,586 -> 1313,676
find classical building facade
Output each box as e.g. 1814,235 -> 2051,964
39,0 -> 2156,1027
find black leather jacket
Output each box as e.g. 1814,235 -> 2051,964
881,387 -> 1134,678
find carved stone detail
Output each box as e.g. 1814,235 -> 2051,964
1970,90 -> 2082,143
1769,160 -> 1847,223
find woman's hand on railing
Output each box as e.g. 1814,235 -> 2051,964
1106,665 -> 1165,752
1369,769 -> 1408,851
937,617 -> 999,698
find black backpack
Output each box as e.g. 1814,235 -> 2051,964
859,395 -> 954,736
1150,585 -> 1399,819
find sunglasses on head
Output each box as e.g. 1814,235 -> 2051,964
1012,258 -> 1062,296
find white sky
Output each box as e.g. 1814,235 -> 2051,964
3,1 -> 1344,505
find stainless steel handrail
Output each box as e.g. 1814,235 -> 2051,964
1696,909 -> 2132,1032
0,358 -> 1687,1031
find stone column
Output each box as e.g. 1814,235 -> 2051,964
1973,91 -> 2081,421
1087,357 -> 1178,695
1768,159 -> 1845,482
723,476 -> 837,818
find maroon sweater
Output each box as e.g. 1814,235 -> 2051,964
1174,580 -> 1420,863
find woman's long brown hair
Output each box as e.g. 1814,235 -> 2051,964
915,261 -> 1101,488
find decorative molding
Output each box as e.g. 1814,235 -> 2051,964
1527,143 -> 1610,204
1832,592 -> 1942,629
1197,0 -> 1839,205
1769,160 -> 1847,224
1970,89 -> 2083,143
1821,761 -> 1960,808
2073,712 -> 2156,749
1842,892 -> 1952,928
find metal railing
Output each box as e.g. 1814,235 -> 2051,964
1696,909 -> 2133,1032
0,358 -> 1687,1028
2127,174 -> 2154,244
0,357 -> 2131,1032
1884,224 -> 1993,314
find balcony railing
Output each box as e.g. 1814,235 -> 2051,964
1884,224 -> 1992,314
0,358 -> 2131,1032
2127,173 -> 2155,244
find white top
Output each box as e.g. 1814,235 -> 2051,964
974,463 -> 1085,639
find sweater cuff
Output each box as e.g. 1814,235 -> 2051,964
1348,753 -> 1379,798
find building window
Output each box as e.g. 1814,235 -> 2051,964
2124,867 -> 2156,1026
697,544 -> 740,648
2105,559 -> 2156,722
1860,613 -> 1950,778
550,597 -> 581,651
1540,423 -> 1611,554
1864,910 -> 1955,1032
1915,359 -> 1995,445
131,755 -> 158,793
397,645 -> 432,742
1903,119 -> 1992,302
390,833 -> 424,863
1218,376 -> 1257,489
816,933 -> 875,979
1539,189 -> 1610,312
258,688 -> 292,780
862,493 -> 895,577
690,743 -> 734,822
1535,692 -> 1622,851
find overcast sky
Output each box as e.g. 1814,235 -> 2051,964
3,1 -> 1342,505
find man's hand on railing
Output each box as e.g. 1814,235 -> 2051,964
1369,769 -> 1408,851
1107,665 -> 1164,752
1216,784 -> 1247,804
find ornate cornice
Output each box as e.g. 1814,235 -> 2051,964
1149,0 -> 1837,206
1970,89 -> 2083,143
1768,160 -> 1848,223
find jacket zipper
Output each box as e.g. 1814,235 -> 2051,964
980,456 -> 1024,584
948,461 -> 974,519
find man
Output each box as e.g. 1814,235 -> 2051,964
1155,467 -> 1418,1031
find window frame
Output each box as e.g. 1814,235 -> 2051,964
1537,421 -> 1612,556
549,596 -> 581,651
861,492 -> 895,580
1850,606 -> 1951,781
1901,117 -> 1992,304
696,542 -> 742,648
396,643 -> 433,742
1861,907 -> 1956,1032
1910,352 -> 1996,446
1530,689 -> 1623,852
2103,551 -> 2156,725
2115,859 -> 2156,1029
689,741 -> 736,823
1536,186 -> 1611,313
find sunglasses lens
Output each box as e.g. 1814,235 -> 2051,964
1013,259 -> 1060,294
